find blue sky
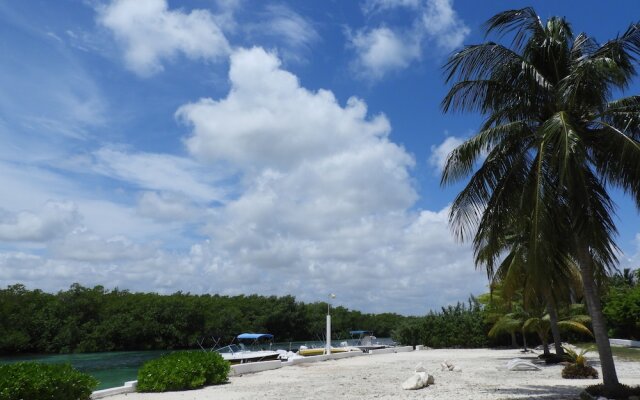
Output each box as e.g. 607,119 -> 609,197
0,0 -> 639,315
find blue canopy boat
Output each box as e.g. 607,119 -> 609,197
215,333 -> 280,364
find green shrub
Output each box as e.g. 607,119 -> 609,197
137,351 -> 230,392
0,362 -> 98,400
603,285 -> 640,340
392,319 -> 422,347
561,364 -> 598,379
561,346 -> 598,379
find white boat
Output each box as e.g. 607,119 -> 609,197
350,330 -> 390,352
216,333 -> 281,364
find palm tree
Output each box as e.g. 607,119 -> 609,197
609,268 -> 639,287
487,311 -> 526,348
441,7 -> 640,390
476,216 -> 583,356
521,296 -> 593,357
478,285 -> 524,348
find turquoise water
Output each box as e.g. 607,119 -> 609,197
0,338 -> 395,390
0,350 -> 168,390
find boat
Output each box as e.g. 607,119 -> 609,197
215,333 -> 281,364
297,346 -> 350,356
350,330 -> 389,352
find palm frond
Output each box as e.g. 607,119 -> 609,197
557,320 -> 593,336
484,7 -> 544,51
590,121 -> 640,208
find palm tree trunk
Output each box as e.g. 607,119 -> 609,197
539,331 -> 550,356
577,244 -> 619,388
542,338 -> 550,356
546,302 -> 564,355
522,328 -> 528,351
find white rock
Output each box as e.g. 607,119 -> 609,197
440,362 -> 448,371
452,366 -> 462,372
414,362 -> 427,372
401,372 -> 429,390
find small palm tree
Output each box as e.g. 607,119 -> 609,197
441,7 -> 640,390
523,307 -> 592,356
478,285 -> 523,348
487,311 -> 527,349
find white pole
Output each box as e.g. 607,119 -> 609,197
326,293 -> 335,355
326,314 -> 331,355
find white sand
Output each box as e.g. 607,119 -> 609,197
106,348 -> 640,399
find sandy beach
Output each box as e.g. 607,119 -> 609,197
105,348 -> 640,400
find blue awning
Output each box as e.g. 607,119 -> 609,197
350,330 -> 373,335
237,333 -> 274,340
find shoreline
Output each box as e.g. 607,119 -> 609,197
102,348 -> 640,399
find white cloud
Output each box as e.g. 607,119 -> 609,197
173,47 -> 484,313
259,4 -> 319,52
137,191 -> 201,222
348,0 -> 469,81
0,202 -> 79,242
98,0 -> 231,76
49,228 -> 156,262
91,147 -> 227,203
429,135 -> 464,173
210,0 -> 242,33
178,47 -> 394,171
349,27 -> 421,80
421,0 -> 469,50
362,0 -> 421,14
0,161 -> 183,244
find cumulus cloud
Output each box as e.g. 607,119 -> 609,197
98,0 -> 230,76
428,135 -> 464,174
348,0 -> 469,80
178,47 -> 395,172
421,0 -> 470,50
173,47 -> 483,313
0,202 -> 79,242
349,27 -> 421,80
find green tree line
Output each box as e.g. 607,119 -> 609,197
0,283 -> 405,355
392,297 -> 492,348
3,271 -> 637,356
392,269 -> 640,350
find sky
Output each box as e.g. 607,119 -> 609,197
0,0 -> 639,316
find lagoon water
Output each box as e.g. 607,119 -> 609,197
0,350 -> 168,390
0,338 -> 394,389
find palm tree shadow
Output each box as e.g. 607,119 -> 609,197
491,384 -> 584,399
